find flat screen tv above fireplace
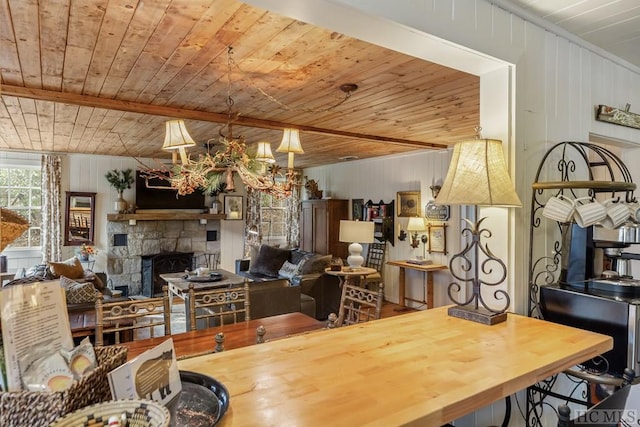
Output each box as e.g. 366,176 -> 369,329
135,170 -> 205,210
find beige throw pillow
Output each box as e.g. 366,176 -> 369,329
48,257 -> 84,279
61,276 -> 98,304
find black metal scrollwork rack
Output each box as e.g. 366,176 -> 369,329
526,141 -> 636,426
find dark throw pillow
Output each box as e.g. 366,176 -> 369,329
300,254 -> 332,275
249,245 -> 291,278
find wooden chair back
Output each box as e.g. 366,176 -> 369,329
328,282 -> 384,328
95,285 -> 171,346
364,242 -> 386,288
365,242 -> 386,272
188,280 -> 251,331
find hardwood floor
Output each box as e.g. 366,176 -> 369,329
380,300 -> 416,318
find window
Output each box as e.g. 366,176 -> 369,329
259,192 -> 287,244
0,167 -> 42,248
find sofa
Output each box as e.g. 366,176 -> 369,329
236,244 -> 342,320
4,257 -> 111,312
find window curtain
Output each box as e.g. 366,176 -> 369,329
286,183 -> 301,248
41,154 -> 62,262
244,188 -> 261,257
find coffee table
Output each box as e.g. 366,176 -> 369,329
160,270 -> 246,330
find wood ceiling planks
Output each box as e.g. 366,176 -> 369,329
0,0 -> 479,168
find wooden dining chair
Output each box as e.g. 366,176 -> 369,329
188,280 -> 251,331
363,242 -> 386,289
327,282 -> 384,328
95,285 -> 171,346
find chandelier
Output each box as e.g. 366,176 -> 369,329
144,47 -> 307,199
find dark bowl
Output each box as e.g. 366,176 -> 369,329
166,370 -> 230,426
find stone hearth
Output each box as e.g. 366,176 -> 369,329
106,219 -> 220,295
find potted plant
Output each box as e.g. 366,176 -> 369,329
105,169 -> 134,212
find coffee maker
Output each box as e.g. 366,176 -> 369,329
560,222 -> 640,294
543,222 -> 640,376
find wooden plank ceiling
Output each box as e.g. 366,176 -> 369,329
0,0 -> 479,169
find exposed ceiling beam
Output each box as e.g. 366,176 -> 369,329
1,85 -> 447,149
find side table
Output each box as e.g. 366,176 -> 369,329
386,260 -> 447,309
79,258 -> 95,271
0,271 -> 15,285
324,266 -> 378,287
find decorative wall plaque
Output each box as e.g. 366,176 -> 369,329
596,104 -> 640,130
425,201 -> 450,221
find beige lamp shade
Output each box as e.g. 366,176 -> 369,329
276,129 -> 304,154
256,142 -> 276,163
406,217 -> 427,231
162,120 -> 197,151
339,220 -> 375,243
435,138 -> 522,207
277,128 -> 304,169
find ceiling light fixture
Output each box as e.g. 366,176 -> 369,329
143,47 -> 308,198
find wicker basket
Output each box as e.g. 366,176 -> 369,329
50,399 -> 170,427
0,208 -> 29,252
0,346 -> 128,427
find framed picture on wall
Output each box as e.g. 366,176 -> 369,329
428,224 -> 447,254
224,195 -> 243,220
396,191 -> 421,217
352,199 -> 364,220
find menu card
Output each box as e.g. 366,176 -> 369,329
0,280 -> 73,391
108,338 -> 181,406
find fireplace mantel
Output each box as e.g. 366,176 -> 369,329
107,213 -> 226,222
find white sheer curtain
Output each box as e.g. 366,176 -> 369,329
41,154 -> 62,262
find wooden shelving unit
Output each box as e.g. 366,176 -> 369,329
364,199 -> 394,246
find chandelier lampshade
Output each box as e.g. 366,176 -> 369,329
255,142 -> 276,163
277,128 -> 304,169
162,120 -> 197,164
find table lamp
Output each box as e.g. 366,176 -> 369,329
406,217 -> 428,249
435,131 -> 521,325
339,220 -> 374,269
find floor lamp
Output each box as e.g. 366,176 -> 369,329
434,136 -> 522,325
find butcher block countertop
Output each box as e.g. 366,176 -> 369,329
178,305 -> 612,426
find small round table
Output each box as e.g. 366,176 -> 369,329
324,266 -> 377,287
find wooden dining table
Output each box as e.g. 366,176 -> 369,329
121,312 -> 325,360
177,305 -> 613,426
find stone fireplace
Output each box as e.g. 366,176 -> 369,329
106,218 -> 221,295
141,252 -> 193,297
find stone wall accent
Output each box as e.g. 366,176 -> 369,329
106,220 -> 221,295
